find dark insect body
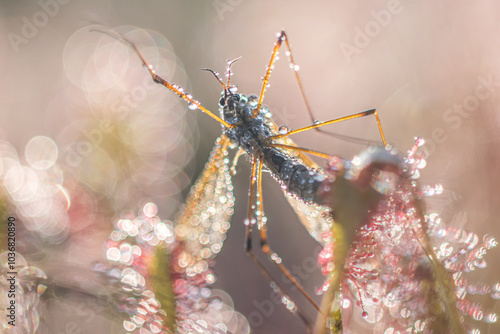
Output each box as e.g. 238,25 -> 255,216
222,93 -> 330,205
98,28 -> 388,332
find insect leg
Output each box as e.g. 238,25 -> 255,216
255,161 -> 322,313
271,108 -> 387,147
254,31 -> 286,116
93,28 -> 233,128
245,156 -> 313,329
269,30 -> 386,146
248,154 -> 324,314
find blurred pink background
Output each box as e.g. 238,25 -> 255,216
1,1 -> 499,333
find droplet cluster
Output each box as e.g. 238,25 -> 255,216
100,136 -> 249,333
0,252 -> 47,333
318,138 -> 498,333
0,137 -> 70,241
102,200 -> 249,333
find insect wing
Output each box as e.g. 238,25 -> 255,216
173,134 -> 234,275
267,119 -> 333,245
283,193 -> 333,245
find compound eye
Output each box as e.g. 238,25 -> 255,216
219,97 -> 226,107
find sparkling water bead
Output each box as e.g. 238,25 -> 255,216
278,125 -> 289,135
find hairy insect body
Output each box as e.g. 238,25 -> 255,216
222,93 -> 329,205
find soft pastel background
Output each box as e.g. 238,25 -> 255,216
1,1 -> 499,333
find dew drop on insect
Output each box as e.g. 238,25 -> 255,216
291,64 -> 300,71
279,125 -> 289,135
123,321 -> 137,331
475,259 -> 487,268
247,95 -> 258,107
229,85 -> 238,93
188,101 -> 198,110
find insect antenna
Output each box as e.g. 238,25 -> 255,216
225,56 -> 242,88
201,68 -> 227,91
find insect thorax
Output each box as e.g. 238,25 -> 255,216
220,93 -> 329,205
221,93 -> 273,154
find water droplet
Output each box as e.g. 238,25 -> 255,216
279,125 -> 289,135
473,310 -> 484,321
247,95 -> 258,107
361,311 -> 368,318
341,298 -> 351,308
415,137 -> 425,146
188,101 -> 198,110
19,266 -> 47,280
416,158 -> 427,169
486,313 -> 497,323
123,320 -> 137,331
423,185 -> 435,196
229,85 -> 238,93
414,319 -> 426,331
467,234 -> 479,249
475,259 -> 487,268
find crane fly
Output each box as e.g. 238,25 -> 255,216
95,28 -> 388,330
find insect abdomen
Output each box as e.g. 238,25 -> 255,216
263,148 -> 328,205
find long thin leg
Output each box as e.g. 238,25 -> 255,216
256,30 -> 387,146
271,109 -> 387,147
245,156 -> 313,330
92,28 -> 233,129
254,156 -> 323,313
